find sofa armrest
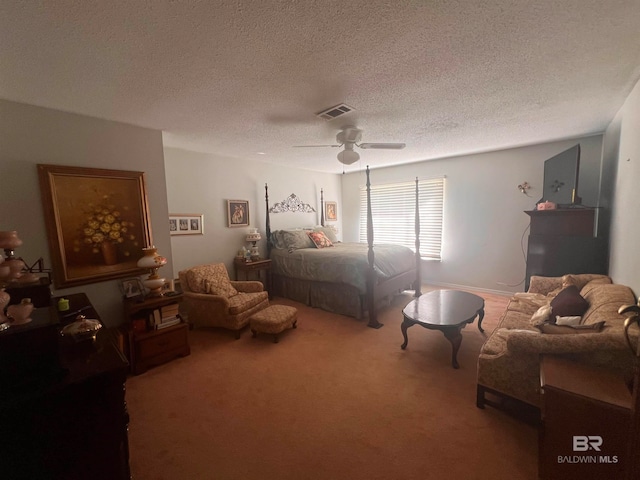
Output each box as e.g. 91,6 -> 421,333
527,276 -> 563,295
231,281 -> 264,293
182,291 -> 230,320
506,329 -> 626,354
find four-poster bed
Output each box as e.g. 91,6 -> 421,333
265,166 -> 422,328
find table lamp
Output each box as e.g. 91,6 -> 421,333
137,246 -> 167,296
245,231 -> 261,261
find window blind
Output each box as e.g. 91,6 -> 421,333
359,177 -> 444,260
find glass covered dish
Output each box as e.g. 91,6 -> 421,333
60,315 -> 102,342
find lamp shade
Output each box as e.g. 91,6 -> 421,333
246,233 -> 262,243
0,231 -> 23,251
137,246 -> 167,297
137,246 -> 167,269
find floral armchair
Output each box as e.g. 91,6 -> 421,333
178,263 -> 269,338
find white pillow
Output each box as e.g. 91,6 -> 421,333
531,305 -> 552,325
555,315 -> 581,326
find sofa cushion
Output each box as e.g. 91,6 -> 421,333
537,321 -> 606,334
227,291 -> 268,315
581,284 -> 636,325
550,285 -> 589,317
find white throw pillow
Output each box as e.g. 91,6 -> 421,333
555,315 -> 581,326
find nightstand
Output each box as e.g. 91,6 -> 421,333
234,258 -> 272,297
123,294 -> 190,375
539,356 -> 631,479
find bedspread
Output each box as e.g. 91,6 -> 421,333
269,242 -> 416,294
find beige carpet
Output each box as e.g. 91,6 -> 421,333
126,288 -> 537,480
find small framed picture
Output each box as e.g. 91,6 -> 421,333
169,214 -> 204,235
227,200 -> 250,227
120,277 -> 145,300
325,201 -> 337,221
161,279 -> 175,294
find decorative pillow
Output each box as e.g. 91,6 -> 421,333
537,321 -> 605,335
555,315 -> 581,326
550,285 -> 589,317
281,230 -> 315,251
314,226 -> 338,243
202,264 -> 238,297
531,305 -> 552,326
307,231 -> 333,249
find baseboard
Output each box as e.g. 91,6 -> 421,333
423,281 -> 513,297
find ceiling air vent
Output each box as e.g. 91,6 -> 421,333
316,103 -> 355,121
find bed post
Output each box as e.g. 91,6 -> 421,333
320,188 -> 325,227
366,166 -> 383,329
414,176 -> 422,297
265,183 -> 272,258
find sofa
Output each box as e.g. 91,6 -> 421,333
178,263 -> 269,338
476,274 -> 638,409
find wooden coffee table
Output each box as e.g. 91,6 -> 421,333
401,290 -> 485,369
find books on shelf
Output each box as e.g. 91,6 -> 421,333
156,315 -> 181,330
147,303 -> 182,330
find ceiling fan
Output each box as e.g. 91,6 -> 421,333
294,126 -> 406,165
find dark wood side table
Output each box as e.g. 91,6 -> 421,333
0,292 -> 131,480
539,356 -> 631,480
123,293 -> 190,375
234,258 -> 272,297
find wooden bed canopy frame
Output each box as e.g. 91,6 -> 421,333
265,166 -> 422,328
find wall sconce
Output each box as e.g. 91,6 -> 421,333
518,182 -> 531,196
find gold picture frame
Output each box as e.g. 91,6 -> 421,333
37,164 -> 153,288
325,201 -> 337,221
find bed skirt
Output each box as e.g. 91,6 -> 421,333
271,274 -> 365,319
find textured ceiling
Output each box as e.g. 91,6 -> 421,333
2,1 -> 640,173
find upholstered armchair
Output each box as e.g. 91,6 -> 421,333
178,263 -> 269,338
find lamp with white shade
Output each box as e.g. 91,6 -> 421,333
137,246 -> 167,296
246,231 -> 261,261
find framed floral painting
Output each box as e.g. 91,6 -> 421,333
37,164 -> 153,288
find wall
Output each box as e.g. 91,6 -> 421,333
163,147 -> 342,276
341,136 -> 604,295
606,77 -> 640,295
0,100 -> 170,327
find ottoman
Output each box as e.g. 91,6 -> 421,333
250,305 -> 298,343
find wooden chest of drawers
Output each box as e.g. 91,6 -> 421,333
132,322 -> 190,375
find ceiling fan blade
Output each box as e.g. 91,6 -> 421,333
359,143 -> 406,150
293,144 -> 341,148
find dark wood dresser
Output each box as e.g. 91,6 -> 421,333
524,209 -> 607,289
0,293 -> 131,480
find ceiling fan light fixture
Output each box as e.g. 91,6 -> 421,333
337,149 -> 360,165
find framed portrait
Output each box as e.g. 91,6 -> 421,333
119,277 -> 145,300
37,164 -> 152,288
325,201 -> 338,221
169,213 -> 204,235
227,200 -> 250,227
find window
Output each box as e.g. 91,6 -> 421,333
359,177 -> 444,260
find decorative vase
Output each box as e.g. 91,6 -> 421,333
101,241 -> 118,265
7,297 -> 34,325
